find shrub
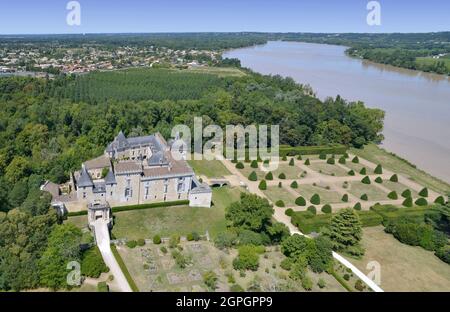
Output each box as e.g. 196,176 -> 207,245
359,167 -> 367,175
203,271 -> 218,291
352,156 -> 359,163
250,160 -> 258,168
348,170 -> 355,176
327,157 -> 335,165
285,208 -> 294,217
317,278 -> 326,289
186,233 -> 194,241
278,173 -> 286,180
435,246 -> 450,264
81,247 -> 109,278
265,172 -> 273,180
310,194 -> 321,205
236,162 -> 244,169
169,234 -> 180,248
415,198 -> 428,206
215,231 -> 237,249
338,156 -> 346,164
343,274 -> 350,281
374,164 -> 383,174
160,246 -> 168,254
361,176 -> 371,184
390,174 -> 398,182
153,235 -> 161,244
302,276 -> 313,291
232,245 -> 261,271
304,158 -> 310,166
401,189 -> 412,198
297,155 -> 303,160
360,194 -> 368,201
258,180 -> 267,190
387,191 -> 398,200
172,250 -> 189,268
402,197 -> 413,207
248,171 -> 258,181
307,206 -> 317,215
137,238 -> 145,246
342,194 -> 349,202
275,200 -> 285,208
319,152 -> 327,160
289,158 -> 295,166
434,196 -> 445,205
375,177 -> 383,184
343,153 -> 350,159
282,155 -> 288,161
290,181 -> 298,189
230,284 -> 244,292
280,258 -> 293,271
419,188 -> 428,198
295,196 -> 307,206
321,204 -> 332,214
355,280 -> 365,291
126,240 -> 137,249
353,202 -> 362,210
97,281 -> 109,292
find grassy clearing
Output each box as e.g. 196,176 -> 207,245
296,184 -> 342,204
309,162 -> 349,177
351,144 -> 450,194
348,181 -> 389,201
112,187 -> 242,240
66,215 -> 88,229
263,186 -> 298,206
346,226 -> 450,291
188,158 -> 231,178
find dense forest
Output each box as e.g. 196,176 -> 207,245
0,66 -> 385,290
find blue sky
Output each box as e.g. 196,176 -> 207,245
0,0 -> 449,34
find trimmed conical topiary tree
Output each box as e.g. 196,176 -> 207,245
265,172 -> 273,180
339,156 -> 346,164
278,173 -> 286,180
295,196 -> 307,206
307,206 -> 317,215
250,160 -> 258,168
352,156 -> 359,163
344,153 -> 350,159
353,202 -> 362,210
236,162 -> 244,169
419,188 -> 428,198
375,177 -> 383,184
374,164 -> 383,174
401,189 -> 412,198
402,197 -> 413,207
282,155 -> 288,161
305,159 -> 310,166
387,191 -> 398,200
297,155 -> 303,160
361,176 -> 371,184
348,170 -> 355,176
359,167 -> 367,175
248,171 -> 257,181
258,180 -> 267,190
321,204 -> 332,214
275,200 -> 285,207
290,181 -> 298,189
434,196 -> 445,205
319,152 -> 327,160
310,194 -> 321,205
360,194 -> 368,201
415,198 -> 428,206
289,158 -> 295,166
390,174 -> 398,182
342,194 -> 349,202
327,157 -> 335,165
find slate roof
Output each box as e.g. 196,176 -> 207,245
190,177 -> 212,194
84,155 -> 111,170
114,161 -> 143,174
104,169 -> 117,185
105,131 -> 165,154
77,165 -> 94,187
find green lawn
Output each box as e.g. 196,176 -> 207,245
351,144 -> 450,194
309,162 -> 349,177
188,158 -> 231,178
112,186 -> 242,240
348,181 -> 389,202
263,186 -> 298,206
296,184 -> 343,204
66,215 -> 88,229
272,163 -> 304,179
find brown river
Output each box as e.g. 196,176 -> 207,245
224,41 -> 450,183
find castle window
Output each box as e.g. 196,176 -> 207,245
164,184 -> 168,194
83,192 -> 86,199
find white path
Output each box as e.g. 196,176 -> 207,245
93,220 -> 132,292
221,158 -> 384,292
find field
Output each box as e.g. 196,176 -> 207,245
346,226 -> 450,292
111,186 -> 243,240
350,144 -> 450,194
416,57 -> 450,71
117,240 -> 346,292
188,158 -> 231,178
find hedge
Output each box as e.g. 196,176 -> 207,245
310,194 -> 321,205
348,170 -> 355,176
307,206 -> 317,215
401,189 -> 412,198
354,202 -> 362,210
360,194 -> 368,201
352,156 -> 359,163
295,196 -> 307,206
290,181 -> 298,189
110,244 -> 139,292
258,180 -> 267,190
387,191 -> 398,200
265,172 -> 273,180
275,200 -> 285,208
374,177 -> 383,184
326,157 -> 335,165
419,188 -> 428,198
67,210 -> 88,217
415,198 -> 428,206
390,174 -> 399,182
342,194 -> 349,202
402,197 -> 413,207
361,176 -> 371,184
112,200 -> 189,213
359,167 -> 367,175
321,204 -> 332,214
278,173 -> 286,179
374,164 -> 383,174
370,204 -> 429,223
279,144 -> 347,157
248,171 -> 258,181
